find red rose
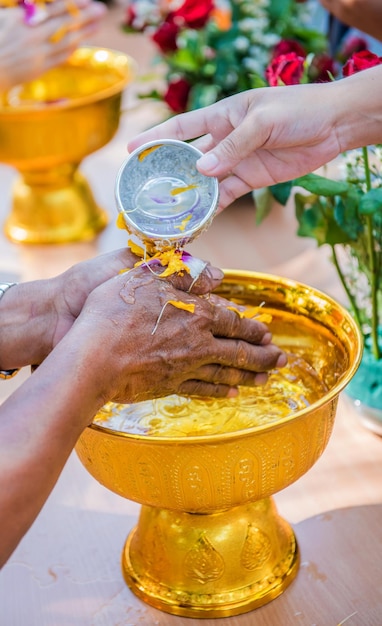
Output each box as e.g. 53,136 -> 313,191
123,4 -> 151,32
164,78 -> 191,112
152,19 -> 180,53
308,53 -> 337,83
343,50 -> 382,76
173,0 -> 214,29
265,52 -> 305,87
272,39 -> 306,60
149,0 -> 215,53
123,6 -> 136,28
338,36 -> 368,64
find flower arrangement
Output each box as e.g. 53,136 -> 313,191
254,48 -> 382,431
292,143 -> 382,357
123,0 -> 328,112
257,49 -> 382,366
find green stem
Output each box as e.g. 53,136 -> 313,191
331,245 -> 363,330
362,146 -> 380,359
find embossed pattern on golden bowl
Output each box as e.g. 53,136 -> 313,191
76,271 -> 361,617
76,271 -> 362,514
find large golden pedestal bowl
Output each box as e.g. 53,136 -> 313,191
76,271 -> 362,618
0,47 -> 135,244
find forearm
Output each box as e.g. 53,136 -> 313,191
0,248 -> 139,371
0,280 -> 58,370
334,67 -> 382,151
321,0 -> 382,41
0,326 -> 106,566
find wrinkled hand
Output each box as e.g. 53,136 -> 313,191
0,0 -> 106,91
50,248 -> 225,353
1,248 -> 229,371
127,83 -> 343,211
49,248 -> 139,353
73,264 -> 286,403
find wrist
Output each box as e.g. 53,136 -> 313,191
335,68 -> 382,152
49,319 -> 125,423
0,279 -> 57,370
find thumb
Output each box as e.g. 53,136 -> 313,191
153,257 -> 224,295
196,120 -> 258,177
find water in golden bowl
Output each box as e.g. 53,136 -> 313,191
76,271 -> 362,618
0,47 -> 135,243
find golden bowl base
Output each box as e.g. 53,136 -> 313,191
122,497 -> 299,618
4,169 -> 108,244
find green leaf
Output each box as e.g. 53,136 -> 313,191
335,192 -> 364,240
188,83 -> 220,110
169,48 -> 201,72
269,181 -> 293,206
359,188 -> 382,215
268,0 -> 293,21
253,187 -> 274,225
295,193 -> 354,246
294,173 -> 349,196
325,219 -> 357,246
248,74 -> 268,89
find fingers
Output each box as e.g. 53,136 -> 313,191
196,116 -> 259,179
158,259 -> 224,295
213,337 -> 286,372
177,362 -> 275,398
218,174 -> 256,211
189,363 -> 271,388
210,303 -> 270,343
43,0 -> 106,45
35,0 -> 89,20
127,105 -> 217,152
178,380 -> 239,398
206,304 -> 286,372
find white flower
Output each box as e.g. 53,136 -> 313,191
242,56 -> 264,74
224,70 -> 239,88
234,36 -> 250,52
239,18 -> 262,33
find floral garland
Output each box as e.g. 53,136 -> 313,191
123,0 -> 329,113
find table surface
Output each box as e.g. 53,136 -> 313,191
1,5 -> 382,626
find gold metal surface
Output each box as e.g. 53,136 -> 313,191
76,271 -> 362,617
0,47 -> 135,243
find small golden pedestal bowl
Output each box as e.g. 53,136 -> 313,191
76,271 -> 361,618
0,47 -> 135,244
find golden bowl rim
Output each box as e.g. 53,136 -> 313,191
88,269 -> 363,445
0,46 -> 136,115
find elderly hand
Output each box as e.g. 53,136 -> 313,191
0,248 -> 283,399
0,252 -> 284,565
68,264 -> 286,404
0,248 -> 138,370
0,0 -> 106,91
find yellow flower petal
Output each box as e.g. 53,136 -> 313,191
170,184 -> 197,196
227,305 -> 272,323
116,212 -> 127,230
49,25 -> 68,43
176,214 -> 192,232
138,144 -> 162,162
167,300 -> 195,313
128,238 -> 145,257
